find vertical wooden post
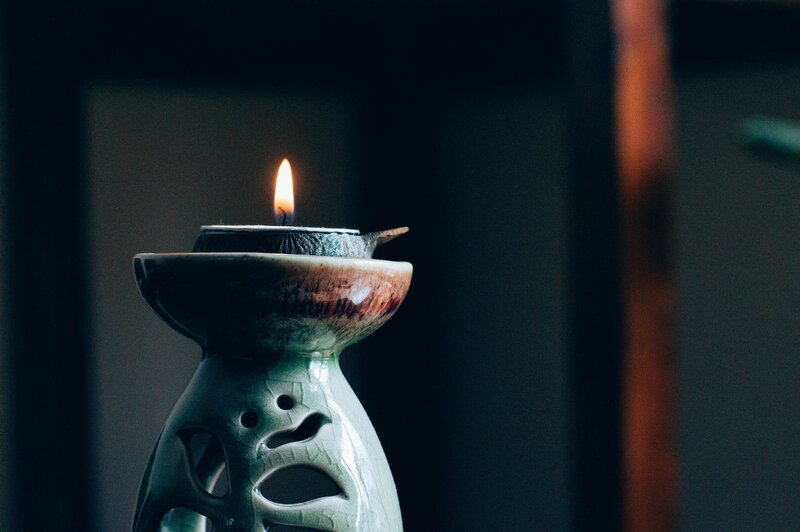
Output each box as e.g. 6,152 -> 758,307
613,0 -> 679,530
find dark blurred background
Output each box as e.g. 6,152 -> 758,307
3,1 -> 800,531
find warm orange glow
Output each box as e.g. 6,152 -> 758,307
273,158 -> 295,225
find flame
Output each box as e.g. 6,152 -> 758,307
273,158 -> 295,225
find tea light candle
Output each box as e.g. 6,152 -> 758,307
192,158 -> 407,258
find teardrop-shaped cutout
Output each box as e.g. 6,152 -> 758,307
160,507 -> 211,531
259,466 -> 342,504
180,430 -> 230,497
266,413 -> 329,449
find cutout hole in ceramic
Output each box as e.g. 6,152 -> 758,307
267,413 -> 328,449
260,466 -> 342,504
182,430 -> 230,498
240,410 -> 259,428
276,394 -> 295,410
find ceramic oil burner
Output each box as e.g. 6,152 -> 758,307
131,240 -> 411,531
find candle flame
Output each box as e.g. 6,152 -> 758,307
274,158 -> 295,225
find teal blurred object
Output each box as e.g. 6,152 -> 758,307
739,116 -> 800,163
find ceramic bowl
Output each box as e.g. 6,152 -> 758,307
133,252 -> 412,356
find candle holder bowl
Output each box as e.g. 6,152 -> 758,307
131,252 -> 411,532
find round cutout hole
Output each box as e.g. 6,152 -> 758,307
240,411 -> 259,428
276,395 -> 294,410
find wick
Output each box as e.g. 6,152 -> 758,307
279,208 -> 288,226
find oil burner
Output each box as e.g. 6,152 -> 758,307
131,227 -> 411,532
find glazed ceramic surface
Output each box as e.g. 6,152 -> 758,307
132,253 -> 411,532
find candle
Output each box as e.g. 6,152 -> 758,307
192,158 -> 407,257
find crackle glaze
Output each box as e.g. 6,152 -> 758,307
132,253 -> 411,532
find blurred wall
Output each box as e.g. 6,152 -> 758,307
676,62 -> 800,531
435,90 -> 569,530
